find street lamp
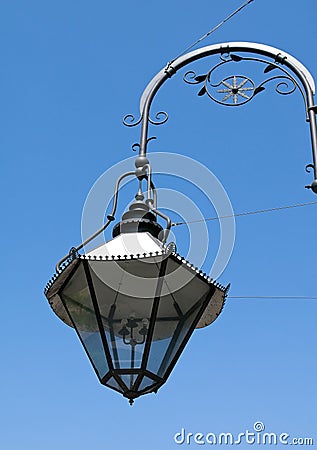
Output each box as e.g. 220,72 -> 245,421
45,41 -> 317,404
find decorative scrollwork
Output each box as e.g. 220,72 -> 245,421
183,53 -> 306,108
253,75 -> 296,97
274,79 -> 296,95
123,111 -> 168,128
183,70 -> 202,85
305,163 -> 315,173
123,113 -> 143,127
131,137 -> 156,152
131,143 -> 140,152
148,111 -> 169,125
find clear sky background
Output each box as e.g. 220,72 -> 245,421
1,0 -> 316,449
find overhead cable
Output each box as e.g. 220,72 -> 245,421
172,200 -> 317,227
170,0 -> 255,63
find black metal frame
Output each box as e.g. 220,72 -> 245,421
46,250 -> 225,404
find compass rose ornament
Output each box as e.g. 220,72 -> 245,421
217,75 -> 255,105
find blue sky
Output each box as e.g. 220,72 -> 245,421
1,0 -> 316,449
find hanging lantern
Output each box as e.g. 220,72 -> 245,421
45,166 -> 228,404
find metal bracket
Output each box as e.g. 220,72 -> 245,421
123,41 -> 317,188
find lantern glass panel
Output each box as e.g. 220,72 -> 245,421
157,304 -> 202,378
146,297 -> 201,378
106,376 -> 124,393
146,296 -> 180,375
145,263 -> 213,378
121,374 -> 138,390
105,326 -> 147,370
60,263 -> 109,379
138,376 -> 157,391
88,262 -> 155,369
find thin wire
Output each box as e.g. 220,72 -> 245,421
170,0 -> 254,63
228,296 -> 317,300
172,200 -> 317,227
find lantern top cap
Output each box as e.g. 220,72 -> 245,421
85,231 -> 165,259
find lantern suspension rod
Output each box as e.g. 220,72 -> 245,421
56,170 -> 134,271
135,42 -> 317,191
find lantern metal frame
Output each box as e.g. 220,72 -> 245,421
45,245 -> 228,404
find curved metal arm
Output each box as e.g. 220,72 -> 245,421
56,170 -> 136,271
148,202 -> 172,244
133,41 -> 317,190
150,180 -> 157,210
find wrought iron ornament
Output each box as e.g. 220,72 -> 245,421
183,52 -> 301,107
122,42 -> 317,191
123,111 -> 169,127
